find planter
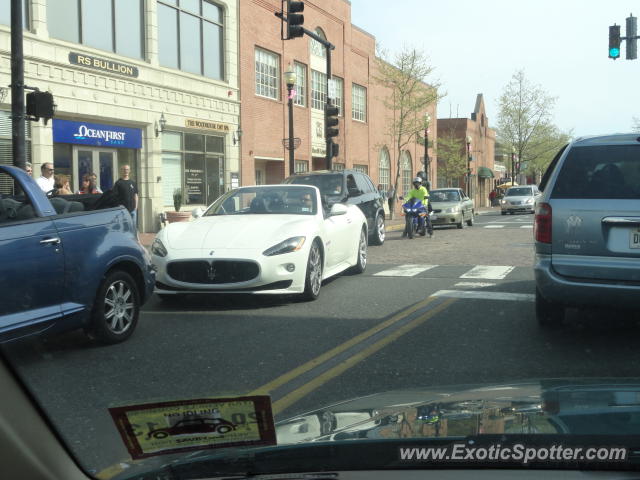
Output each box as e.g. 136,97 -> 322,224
165,211 -> 191,223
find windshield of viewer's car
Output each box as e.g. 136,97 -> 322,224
205,186 -> 317,215
505,187 -> 533,197
430,190 -> 460,202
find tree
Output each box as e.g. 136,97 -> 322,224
496,70 -> 570,182
375,47 -> 440,217
436,129 -> 467,187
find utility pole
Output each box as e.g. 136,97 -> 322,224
11,0 -> 25,170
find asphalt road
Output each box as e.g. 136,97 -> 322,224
4,210 -> 640,475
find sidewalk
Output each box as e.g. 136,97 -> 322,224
138,206 -> 501,247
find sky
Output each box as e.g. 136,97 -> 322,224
350,0 -> 639,138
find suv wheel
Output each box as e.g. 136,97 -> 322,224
371,213 -> 385,245
536,288 -> 564,327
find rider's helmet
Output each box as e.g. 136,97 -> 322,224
412,177 -> 422,187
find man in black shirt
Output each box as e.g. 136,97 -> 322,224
114,164 -> 139,228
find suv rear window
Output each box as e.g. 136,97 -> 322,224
552,145 -> 640,199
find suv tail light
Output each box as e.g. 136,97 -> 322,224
534,202 -> 552,243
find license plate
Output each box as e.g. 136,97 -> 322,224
630,229 -> 640,249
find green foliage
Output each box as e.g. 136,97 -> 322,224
173,188 -> 183,212
496,70 -> 572,180
374,46 -> 441,215
436,130 -> 468,187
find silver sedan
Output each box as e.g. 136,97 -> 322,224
429,188 -> 475,229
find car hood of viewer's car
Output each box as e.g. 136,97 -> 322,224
163,215 -> 318,251
274,378 -> 640,443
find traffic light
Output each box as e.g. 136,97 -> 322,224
286,0 -> 304,39
627,15 -> 638,60
325,104 -> 339,158
609,24 -> 621,59
26,91 -> 55,125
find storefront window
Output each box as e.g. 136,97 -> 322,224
0,110 -> 31,195
162,131 -> 225,206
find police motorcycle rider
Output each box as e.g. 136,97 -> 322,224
403,176 -> 433,237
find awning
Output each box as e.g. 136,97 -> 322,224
477,167 -> 494,178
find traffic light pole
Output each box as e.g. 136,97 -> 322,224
11,0 -> 25,170
325,46 -> 333,170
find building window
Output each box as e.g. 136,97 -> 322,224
333,163 -> 345,171
333,76 -> 344,116
311,70 -> 327,111
310,28 -> 326,58
352,83 -> 367,122
295,160 -> 308,173
401,151 -> 413,196
379,148 -> 390,190
47,0 -> 144,60
162,131 -> 225,206
0,111 -> 30,195
293,62 -> 307,107
255,48 -> 279,99
255,169 -> 264,185
0,0 -> 28,28
353,164 -> 368,174
157,0 -> 224,79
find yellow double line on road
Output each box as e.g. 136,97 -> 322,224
249,296 -> 456,415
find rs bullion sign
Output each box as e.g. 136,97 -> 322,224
53,119 -> 142,149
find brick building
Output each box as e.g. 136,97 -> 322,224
239,0 -> 437,198
437,94 -> 496,208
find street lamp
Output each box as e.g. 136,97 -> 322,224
466,136 -> 472,197
511,146 -> 516,185
284,63 -> 297,176
424,113 -> 431,186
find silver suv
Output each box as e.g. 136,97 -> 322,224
534,134 -> 640,326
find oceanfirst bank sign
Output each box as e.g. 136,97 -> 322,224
53,120 -> 142,149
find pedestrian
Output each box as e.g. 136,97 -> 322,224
386,185 -> 395,213
54,174 -> 73,195
24,162 -> 33,176
77,173 -> 101,194
489,189 -> 497,206
114,164 -> 139,228
35,162 -> 55,193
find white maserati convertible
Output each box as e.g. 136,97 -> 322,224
151,185 -> 368,301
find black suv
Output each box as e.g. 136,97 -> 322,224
283,169 -> 386,245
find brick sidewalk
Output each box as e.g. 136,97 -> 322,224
138,206 -> 500,247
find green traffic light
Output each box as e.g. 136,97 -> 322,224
609,47 -> 620,58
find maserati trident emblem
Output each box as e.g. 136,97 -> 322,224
207,264 -> 217,281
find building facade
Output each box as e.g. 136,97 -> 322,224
0,0 -> 241,233
437,94 -> 495,208
239,0 -> 437,200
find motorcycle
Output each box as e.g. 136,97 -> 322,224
401,199 -> 428,239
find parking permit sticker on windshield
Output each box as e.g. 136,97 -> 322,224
109,395 -> 275,459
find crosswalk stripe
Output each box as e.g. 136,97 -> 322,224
483,225 -> 505,229
454,282 -> 497,288
374,265 -> 437,277
432,290 -> 535,302
460,265 -> 515,280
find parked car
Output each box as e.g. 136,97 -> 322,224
152,185 -> 368,301
429,188 -> 475,229
501,185 -> 541,215
0,165 -> 155,344
283,169 -> 386,245
534,133 -> 640,326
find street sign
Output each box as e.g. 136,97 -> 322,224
328,78 -> 337,100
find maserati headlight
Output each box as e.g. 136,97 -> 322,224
151,238 -> 168,257
263,237 -> 306,256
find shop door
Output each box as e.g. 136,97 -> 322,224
206,156 -> 224,203
73,147 -> 118,193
